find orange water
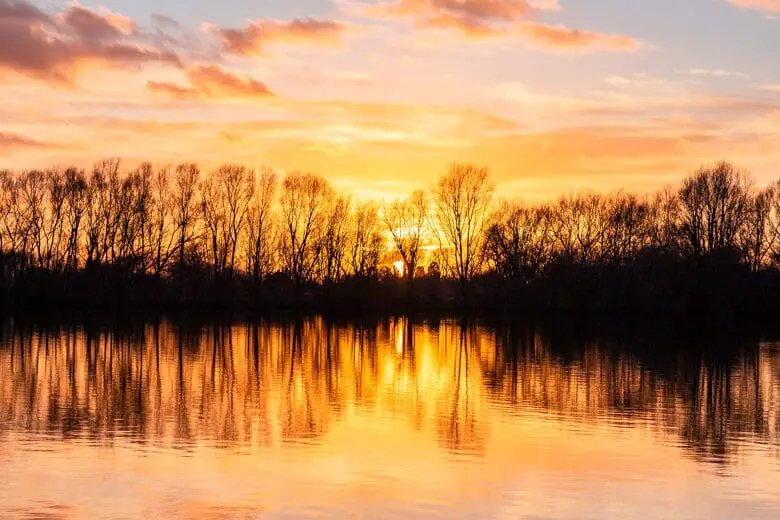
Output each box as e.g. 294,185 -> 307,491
1,318 -> 778,519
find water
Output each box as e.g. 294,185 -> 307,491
0,317 -> 778,519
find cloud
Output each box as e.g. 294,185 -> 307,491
188,65 -> 275,97
146,80 -> 202,99
360,0 -> 532,34
59,4 -> 137,41
418,12 -> 506,37
206,18 -> 349,56
0,131 -> 46,154
682,68 -> 750,79
516,22 -> 637,51
529,0 -> 561,10
727,0 -> 780,13
147,65 -> 275,99
348,0 -> 637,50
368,0 -> 534,21
0,0 -> 46,23
5,92 -> 780,199
0,0 -> 181,85
151,14 -> 180,29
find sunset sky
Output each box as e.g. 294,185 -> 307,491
1,0 -> 779,199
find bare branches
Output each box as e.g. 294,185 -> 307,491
280,172 -> 333,284
245,168 -> 278,281
0,157 -> 778,298
383,190 -> 428,280
431,163 -> 494,284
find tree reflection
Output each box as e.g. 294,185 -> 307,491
0,317 -> 777,466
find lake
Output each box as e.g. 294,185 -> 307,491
1,316 -> 778,519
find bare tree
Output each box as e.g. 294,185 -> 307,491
485,202 -> 553,281
0,171 -> 24,276
350,201 -> 384,278
739,185 -> 777,272
245,168 -> 278,281
173,163 -> 200,267
550,193 -> 607,265
280,172 -> 333,284
601,192 -> 650,265
383,190 -> 427,280
679,161 -> 751,256
199,171 -> 228,277
321,194 -> 351,284
222,165 -> 255,277
146,165 -> 177,276
431,163 -> 494,284
63,168 -> 88,272
647,186 -> 682,254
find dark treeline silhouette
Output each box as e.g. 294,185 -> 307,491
1,159 -> 780,314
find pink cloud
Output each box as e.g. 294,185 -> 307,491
147,65 -> 275,99
727,0 -> 780,13
375,0 -> 532,20
516,22 -> 637,51
0,131 -> 46,154
60,4 -> 137,41
0,0 -> 181,85
146,80 -> 202,99
353,0 -> 638,50
207,18 -> 349,56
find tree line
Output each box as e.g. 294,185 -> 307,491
1,159 -> 779,312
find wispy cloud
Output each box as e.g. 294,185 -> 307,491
147,65 -> 275,99
343,0 -> 638,51
0,131 -> 47,154
204,18 -> 350,56
681,68 -> 750,79
516,22 -> 637,51
727,0 -> 780,14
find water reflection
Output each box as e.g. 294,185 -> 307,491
1,317 -> 779,519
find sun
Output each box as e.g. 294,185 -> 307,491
393,261 -> 405,277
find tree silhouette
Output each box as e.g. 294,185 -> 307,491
431,163 -> 494,285
383,190 -> 428,280
0,158 -> 778,313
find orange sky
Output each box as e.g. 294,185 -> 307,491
1,0 -> 779,200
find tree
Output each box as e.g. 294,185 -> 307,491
350,201 -> 384,278
146,165 -> 177,276
245,168 -> 278,281
199,165 -> 256,277
431,163 -> 494,285
321,194 -> 351,284
678,161 -> 751,256
280,173 -> 333,284
485,203 -> 553,281
63,168 -> 88,272
601,192 -> 650,265
647,186 -> 682,254
173,163 -> 200,267
739,185 -> 777,272
383,190 -> 427,280
221,165 -> 255,277
550,193 -> 607,265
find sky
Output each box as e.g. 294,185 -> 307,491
0,0 -> 779,200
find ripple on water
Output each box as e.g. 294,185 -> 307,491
0,318 -> 779,519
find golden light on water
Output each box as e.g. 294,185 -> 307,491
0,319 -> 779,518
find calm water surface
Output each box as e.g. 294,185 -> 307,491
0,317 -> 779,519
